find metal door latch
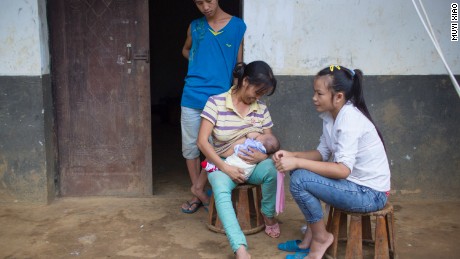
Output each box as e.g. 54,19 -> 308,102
126,43 -> 150,63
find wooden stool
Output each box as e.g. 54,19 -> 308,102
207,183 -> 265,235
325,202 -> 397,259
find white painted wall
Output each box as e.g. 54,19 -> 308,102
0,0 -> 49,76
244,0 -> 460,75
0,0 -> 457,76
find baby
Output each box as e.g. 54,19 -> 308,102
202,132 -> 280,180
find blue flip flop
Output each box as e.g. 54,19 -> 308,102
278,240 -> 310,253
285,252 -> 309,259
181,201 -> 202,214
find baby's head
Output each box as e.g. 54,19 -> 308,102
258,134 -> 280,154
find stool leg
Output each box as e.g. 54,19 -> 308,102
345,215 -> 363,259
326,208 -> 342,258
207,194 -> 224,233
208,195 -> 215,225
339,212 -> 348,240
374,215 -> 390,259
236,188 -> 251,230
362,215 -> 373,243
215,216 -> 223,230
387,213 -> 396,259
252,186 -> 263,227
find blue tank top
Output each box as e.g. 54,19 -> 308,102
181,16 -> 246,109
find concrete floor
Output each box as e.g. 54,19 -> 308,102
1,121 -> 459,258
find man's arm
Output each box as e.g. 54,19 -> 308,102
237,38 -> 244,63
182,24 -> 192,60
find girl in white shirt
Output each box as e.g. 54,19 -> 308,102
273,65 -> 391,259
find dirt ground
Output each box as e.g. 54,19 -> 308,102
1,122 -> 459,259
1,185 -> 460,258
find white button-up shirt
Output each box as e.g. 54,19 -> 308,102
317,102 -> 391,192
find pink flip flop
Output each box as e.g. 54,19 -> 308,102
265,222 -> 281,238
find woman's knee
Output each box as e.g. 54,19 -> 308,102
256,159 -> 277,179
208,171 -> 235,196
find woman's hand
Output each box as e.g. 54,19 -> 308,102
238,147 -> 268,164
222,164 -> 246,184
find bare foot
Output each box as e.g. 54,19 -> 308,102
235,245 -> 251,259
191,186 -> 210,206
306,232 -> 333,259
298,225 -> 312,249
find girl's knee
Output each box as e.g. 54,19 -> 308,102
290,169 -> 315,183
289,169 -> 315,195
289,169 -> 303,186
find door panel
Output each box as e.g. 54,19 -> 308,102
49,0 -> 152,196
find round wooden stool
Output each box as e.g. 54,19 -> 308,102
207,183 -> 265,235
325,202 -> 397,259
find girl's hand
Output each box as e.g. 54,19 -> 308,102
238,147 -> 268,164
272,150 -> 292,162
222,164 -> 246,184
274,156 -> 298,173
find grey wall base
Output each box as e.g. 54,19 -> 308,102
0,75 -> 56,203
266,75 -> 460,199
0,74 -> 458,202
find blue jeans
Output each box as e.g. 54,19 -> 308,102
207,159 -> 277,252
290,169 -> 387,224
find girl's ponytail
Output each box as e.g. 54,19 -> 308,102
350,69 -> 385,147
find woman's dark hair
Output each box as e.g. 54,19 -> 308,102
232,61 -> 277,96
317,65 -> 385,146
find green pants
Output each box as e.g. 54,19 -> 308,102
207,159 -> 277,252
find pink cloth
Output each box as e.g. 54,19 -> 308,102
276,171 -> 285,215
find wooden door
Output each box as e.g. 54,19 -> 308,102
49,0 -> 152,196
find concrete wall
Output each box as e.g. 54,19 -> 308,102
244,0 -> 460,199
0,0 -> 49,75
244,0 -> 460,75
0,0 -> 55,203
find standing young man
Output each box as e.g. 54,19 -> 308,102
180,0 -> 246,213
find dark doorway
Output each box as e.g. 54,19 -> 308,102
149,1 -> 242,194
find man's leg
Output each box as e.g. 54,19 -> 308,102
191,167 -> 210,208
184,156 -> 201,204
181,106 -> 205,212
